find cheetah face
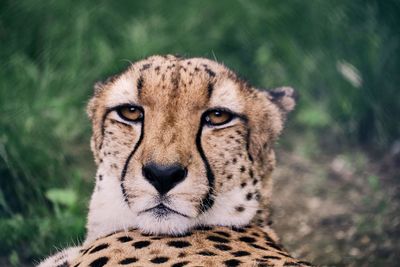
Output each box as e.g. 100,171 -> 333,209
86,55 -> 295,238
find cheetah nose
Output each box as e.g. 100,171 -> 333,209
142,163 -> 187,195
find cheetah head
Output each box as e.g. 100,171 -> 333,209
85,55 -> 295,241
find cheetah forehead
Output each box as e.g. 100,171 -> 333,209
102,55 -> 246,113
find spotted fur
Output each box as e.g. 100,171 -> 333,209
38,55 -> 307,267
71,225 -> 312,267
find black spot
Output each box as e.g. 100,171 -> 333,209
235,206 -> 245,212
224,259 -> 241,266
253,179 -> 258,185
240,182 -> 247,188
195,225 -> 213,231
227,174 -> 233,180
246,193 -> 253,200
214,231 -> 231,238
137,76 -> 144,91
172,261 -> 190,267
151,237 -> 162,240
80,246 -> 92,255
98,175 -> 103,181
232,158 -> 237,164
89,257 -> 109,267
207,83 -> 214,97
140,232 -> 153,237
277,251 -> 291,257
167,240 -> 191,248
198,250 -> 217,256
141,63 -> 151,70
155,66 -> 160,71
205,68 -> 216,77
250,243 -> 268,251
178,252 -> 187,258
117,236 -> 133,243
266,241 -> 284,251
207,235 -> 230,243
119,257 -> 138,264
249,169 -> 254,178
132,240 -> 151,249
89,243 -> 109,254
173,231 -> 193,238
150,256 -> 169,264
251,232 -> 260,237
231,227 -> 246,233
231,250 -> 251,257
264,234 -> 274,243
56,261 -> 68,267
239,236 -> 256,243
262,255 -> 281,260
214,244 -> 232,251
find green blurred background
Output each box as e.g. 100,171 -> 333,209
1,0 -> 399,266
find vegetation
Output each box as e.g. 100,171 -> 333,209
0,0 -> 398,265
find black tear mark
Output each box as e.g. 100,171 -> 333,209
196,117 -> 215,212
120,119 -> 145,206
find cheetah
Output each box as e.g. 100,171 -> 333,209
38,55 -> 312,266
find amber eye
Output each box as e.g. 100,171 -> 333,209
116,105 -> 143,122
204,109 -> 233,126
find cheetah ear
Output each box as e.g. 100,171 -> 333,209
265,86 -> 297,113
246,86 -> 296,164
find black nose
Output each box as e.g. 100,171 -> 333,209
142,163 -> 187,195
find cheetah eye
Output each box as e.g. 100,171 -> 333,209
204,109 -> 234,126
116,105 -> 144,122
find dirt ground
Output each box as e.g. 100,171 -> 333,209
270,146 -> 400,266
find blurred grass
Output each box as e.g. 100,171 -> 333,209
0,0 -> 399,265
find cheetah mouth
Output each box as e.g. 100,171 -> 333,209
140,203 -> 190,218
